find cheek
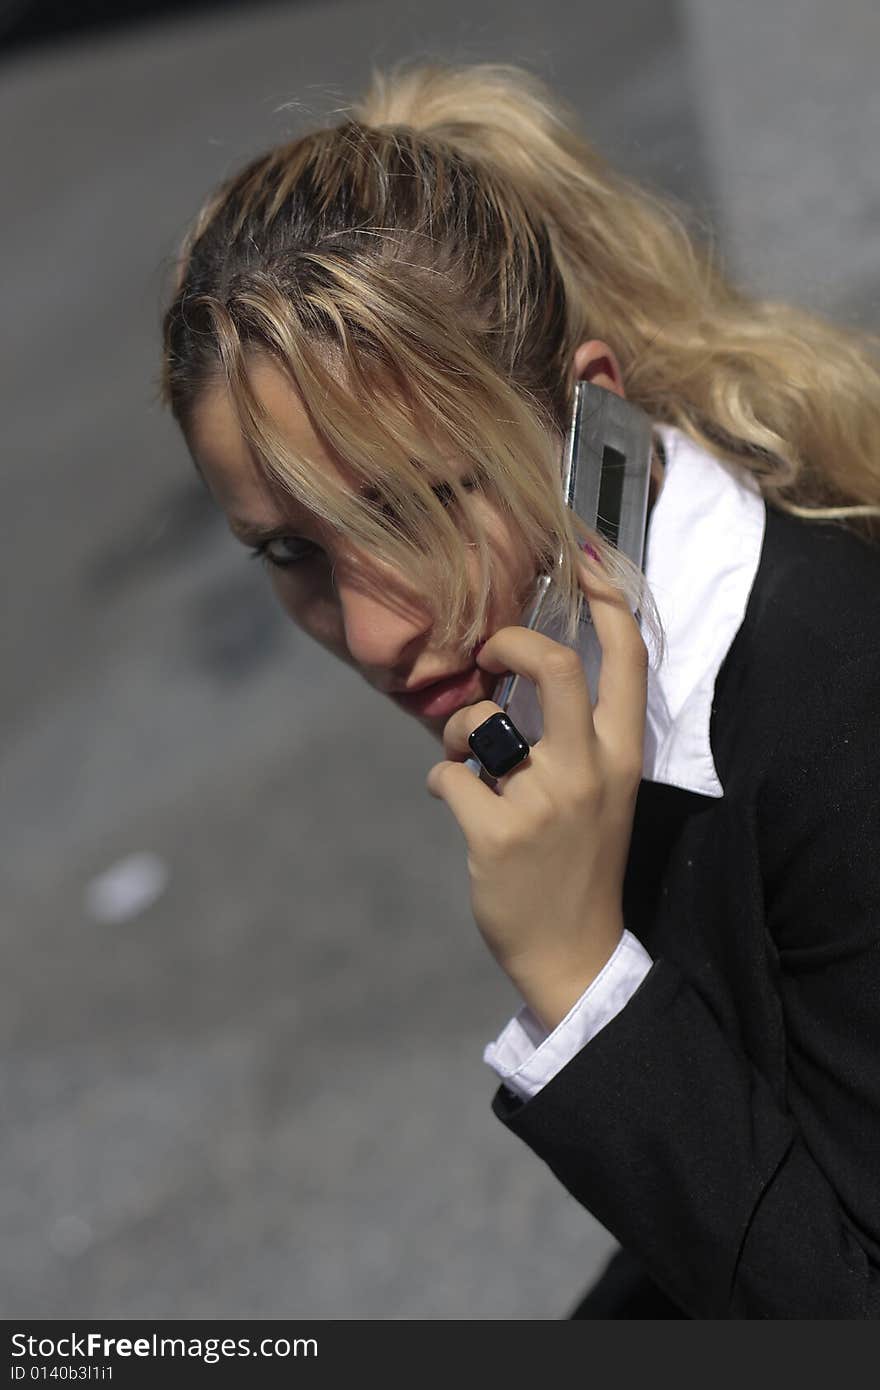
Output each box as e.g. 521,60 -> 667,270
477,509 -> 536,617
270,566 -> 348,656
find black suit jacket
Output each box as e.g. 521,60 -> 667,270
492,503 -> 880,1318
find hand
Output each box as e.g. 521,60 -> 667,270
425,549 -> 648,1031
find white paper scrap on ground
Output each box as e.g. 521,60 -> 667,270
84,851 -> 169,924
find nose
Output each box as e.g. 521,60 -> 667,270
332,559 -> 434,673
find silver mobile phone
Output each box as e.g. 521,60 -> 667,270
464,379 -> 654,783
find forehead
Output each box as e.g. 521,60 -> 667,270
184,356 -> 350,529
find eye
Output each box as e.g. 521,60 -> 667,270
430,475 -> 480,510
371,475 -> 478,518
248,538 -> 318,571
247,477 -> 479,572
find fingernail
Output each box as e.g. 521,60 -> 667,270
579,540 -> 602,565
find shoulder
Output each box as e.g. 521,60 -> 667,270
711,505 -> 880,782
749,505 -> 880,661
743,514 -> 879,928
753,508 -> 880,776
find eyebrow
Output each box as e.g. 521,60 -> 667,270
224,459 -> 462,546
229,517 -> 299,544
229,482 -> 383,545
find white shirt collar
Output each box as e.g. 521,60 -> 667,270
640,423 -> 766,798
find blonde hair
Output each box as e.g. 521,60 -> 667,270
158,60 -> 880,659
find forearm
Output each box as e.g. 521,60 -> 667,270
493,958 -> 880,1319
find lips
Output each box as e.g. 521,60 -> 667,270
389,635 -> 493,717
396,664 -> 474,695
391,664 -> 483,719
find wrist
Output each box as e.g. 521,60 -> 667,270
507,925 -> 625,1033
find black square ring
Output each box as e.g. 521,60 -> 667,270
467,712 -> 531,779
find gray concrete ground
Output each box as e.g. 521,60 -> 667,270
2,0 -> 877,1319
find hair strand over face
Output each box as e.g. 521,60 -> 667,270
159,59 -> 880,662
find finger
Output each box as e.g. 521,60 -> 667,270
472,626 -> 596,753
425,755 -> 502,847
577,549 -> 648,765
442,699 -> 503,763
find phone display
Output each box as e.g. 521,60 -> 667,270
464,380 -> 654,784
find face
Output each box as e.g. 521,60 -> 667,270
185,356 -> 540,743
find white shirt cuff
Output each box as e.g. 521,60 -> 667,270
482,929 -> 653,1102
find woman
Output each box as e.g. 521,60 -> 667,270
158,61 -> 880,1318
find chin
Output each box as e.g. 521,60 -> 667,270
416,710 -> 449,741
395,705 -> 453,743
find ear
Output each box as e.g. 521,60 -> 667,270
572,339 -> 626,398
